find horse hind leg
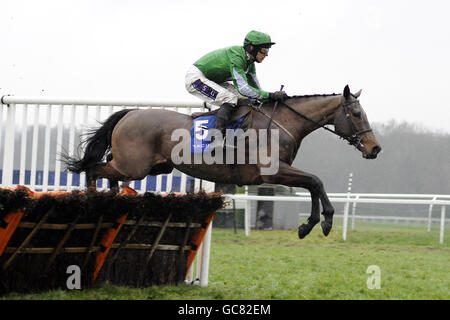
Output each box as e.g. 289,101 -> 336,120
86,162 -> 127,193
148,161 -> 174,176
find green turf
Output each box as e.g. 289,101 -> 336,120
2,221 -> 449,300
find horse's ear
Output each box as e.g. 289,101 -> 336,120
343,85 -> 351,99
353,89 -> 362,98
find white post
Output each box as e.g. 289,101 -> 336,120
79,105 -> 88,189
54,105 -> 64,190
19,105 -> 28,186
427,196 -> 437,232
194,178 -> 201,192
30,105 -> 40,190
199,221 -> 212,287
342,173 -> 353,241
42,105 -> 52,191
2,104 -> 16,187
440,206 -> 446,244
195,242 -> 203,282
244,186 -> 251,237
66,105 -> 76,191
155,175 -> 162,193
351,195 -> 359,230
0,97 -> 3,156
180,174 -> 187,193
165,173 -> 173,193
186,263 -> 194,283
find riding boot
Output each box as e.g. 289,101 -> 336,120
215,103 -> 235,132
209,103 -> 236,149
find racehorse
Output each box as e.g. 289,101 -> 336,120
64,85 -> 381,239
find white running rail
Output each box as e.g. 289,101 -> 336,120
296,192 -> 450,234
225,193 -> 450,244
0,94 -> 213,193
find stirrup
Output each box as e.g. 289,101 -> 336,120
208,137 -> 236,150
223,140 -> 237,149
208,138 -> 223,150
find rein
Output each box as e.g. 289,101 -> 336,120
256,98 -> 372,151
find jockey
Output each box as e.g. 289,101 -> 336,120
185,30 -> 288,139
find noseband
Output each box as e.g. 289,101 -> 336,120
264,99 -> 372,152
341,100 -> 373,149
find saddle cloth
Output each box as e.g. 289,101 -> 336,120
190,103 -> 253,153
190,114 -> 248,153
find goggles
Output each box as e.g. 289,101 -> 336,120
259,47 -> 270,54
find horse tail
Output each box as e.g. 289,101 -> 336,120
63,108 -> 135,174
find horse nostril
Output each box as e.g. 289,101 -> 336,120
372,146 -> 381,156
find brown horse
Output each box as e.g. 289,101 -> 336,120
64,85 -> 381,239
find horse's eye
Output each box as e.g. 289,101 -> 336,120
353,111 -> 361,118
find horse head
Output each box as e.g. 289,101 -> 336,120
333,85 -> 382,159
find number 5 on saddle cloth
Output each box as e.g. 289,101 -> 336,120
190,115 -> 245,153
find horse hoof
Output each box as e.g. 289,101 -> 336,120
298,224 -> 311,239
320,221 -> 332,236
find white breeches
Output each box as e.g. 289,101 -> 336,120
185,65 -> 243,108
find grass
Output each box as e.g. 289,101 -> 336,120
1,220 -> 449,300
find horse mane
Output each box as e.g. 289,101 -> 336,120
289,93 -> 341,99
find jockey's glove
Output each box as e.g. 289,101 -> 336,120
269,91 -> 289,101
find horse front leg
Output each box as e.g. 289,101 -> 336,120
318,190 -> 334,236
262,161 -> 333,238
297,191 -> 320,239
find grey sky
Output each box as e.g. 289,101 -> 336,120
1,0 -> 449,133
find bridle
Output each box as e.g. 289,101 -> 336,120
256,97 -> 372,152
340,100 -> 373,149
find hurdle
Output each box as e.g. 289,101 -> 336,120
0,94 -> 220,290
0,186 -> 223,294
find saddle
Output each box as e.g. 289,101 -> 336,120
191,99 -> 254,130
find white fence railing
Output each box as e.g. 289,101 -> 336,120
296,192 -> 450,234
225,192 -> 450,244
0,94 -> 215,193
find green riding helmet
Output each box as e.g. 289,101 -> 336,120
244,30 -> 275,48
